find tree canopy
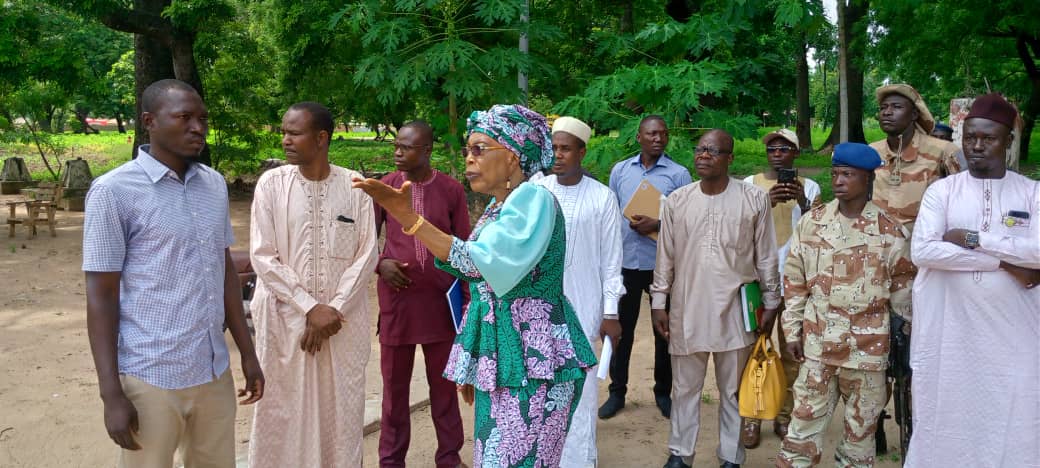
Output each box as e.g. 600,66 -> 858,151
2,0 -> 1038,171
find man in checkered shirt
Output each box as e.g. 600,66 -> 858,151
83,79 -> 264,468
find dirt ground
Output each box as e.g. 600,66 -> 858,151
0,194 -> 903,468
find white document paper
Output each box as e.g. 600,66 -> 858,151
597,336 -> 613,380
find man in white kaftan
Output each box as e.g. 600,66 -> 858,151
907,93 -> 1040,467
248,103 -> 379,467
536,116 -> 625,467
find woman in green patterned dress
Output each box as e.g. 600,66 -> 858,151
354,104 -> 596,467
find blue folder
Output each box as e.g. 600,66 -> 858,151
446,279 -> 465,334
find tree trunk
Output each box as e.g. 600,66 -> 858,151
1014,34 -> 1039,163
820,0 -> 868,151
619,0 -> 634,33
795,38 -> 812,152
171,35 -> 204,99
110,0 -> 209,164
132,30 -> 173,158
1020,82 -> 1036,164
75,108 -> 99,134
837,0 -> 850,143
54,108 -> 68,133
41,107 -> 55,133
115,113 -> 126,133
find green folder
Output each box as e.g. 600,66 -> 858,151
740,282 -> 763,332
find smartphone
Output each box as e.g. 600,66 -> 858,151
778,168 -> 798,184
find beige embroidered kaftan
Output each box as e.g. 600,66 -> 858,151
247,165 -> 378,468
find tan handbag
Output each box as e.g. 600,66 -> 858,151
738,334 -> 787,419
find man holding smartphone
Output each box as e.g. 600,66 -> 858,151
739,128 -> 820,448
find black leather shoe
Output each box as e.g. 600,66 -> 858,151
663,455 -> 691,468
655,393 -> 672,419
598,394 -> 625,419
720,462 -> 741,468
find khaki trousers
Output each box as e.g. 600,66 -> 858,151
668,346 -> 752,466
118,370 -> 236,468
777,359 -> 885,468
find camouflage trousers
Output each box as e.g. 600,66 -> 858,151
776,358 -> 885,468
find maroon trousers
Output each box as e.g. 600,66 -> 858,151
378,340 -> 463,468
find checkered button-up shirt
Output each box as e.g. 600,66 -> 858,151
82,146 -> 233,390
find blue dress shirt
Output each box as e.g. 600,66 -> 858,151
608,153 -> 692,270
82,146 -> 234,390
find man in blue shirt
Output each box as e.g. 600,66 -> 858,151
83,79 -> 264,468
601,115 -> 693,419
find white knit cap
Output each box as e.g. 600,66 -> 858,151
551,116 -> 592,144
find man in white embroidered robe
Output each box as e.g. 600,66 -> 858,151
535,116 -> 625,467
907,93 -> 1040,467
248,102 -> 378,467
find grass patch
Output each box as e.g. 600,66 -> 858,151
0,131 -> 133,180
1,126 -> 1035,198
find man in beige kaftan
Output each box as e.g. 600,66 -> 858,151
651,129 -> 781,468
248,102 -> 378,467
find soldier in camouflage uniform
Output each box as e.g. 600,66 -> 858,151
871,83 -> 961,234
869,83 -> 956,453
776,143 -> 915,468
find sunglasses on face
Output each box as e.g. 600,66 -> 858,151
462,143 -> 508,157
766,145 -> 796,153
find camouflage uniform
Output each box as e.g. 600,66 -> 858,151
776,200 -> 915,468
871,120 -> 961,236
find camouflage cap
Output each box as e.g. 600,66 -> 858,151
762,128 -> 799,149
875,83 -> 936,134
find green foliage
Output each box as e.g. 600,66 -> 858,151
872,1 -> 1038,109
2,2 -> 131,134
334,0 -> 562,150
196,1 -> 281,174
552,0 -> 824,168
101,51 -> 135,123
871,0 -> 1040,159
16,0 -> 1039,181
1,131 -> 132,180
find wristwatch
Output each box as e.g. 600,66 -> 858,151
964,230 -> 980,249
604,313 -> 619,320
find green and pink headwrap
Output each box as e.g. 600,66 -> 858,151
466,104 -> 554,177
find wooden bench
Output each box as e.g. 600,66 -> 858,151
6,183 -> 59,239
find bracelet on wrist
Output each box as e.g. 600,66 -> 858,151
402,216 -> 426,235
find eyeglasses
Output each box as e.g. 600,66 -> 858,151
393,143 -> 429,152
695,146 -> 732,157
766,145 -> 795,153
462,143 -> 508,157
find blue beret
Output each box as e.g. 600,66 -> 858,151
832,142 -> 882,170
934,122 -> 953,133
